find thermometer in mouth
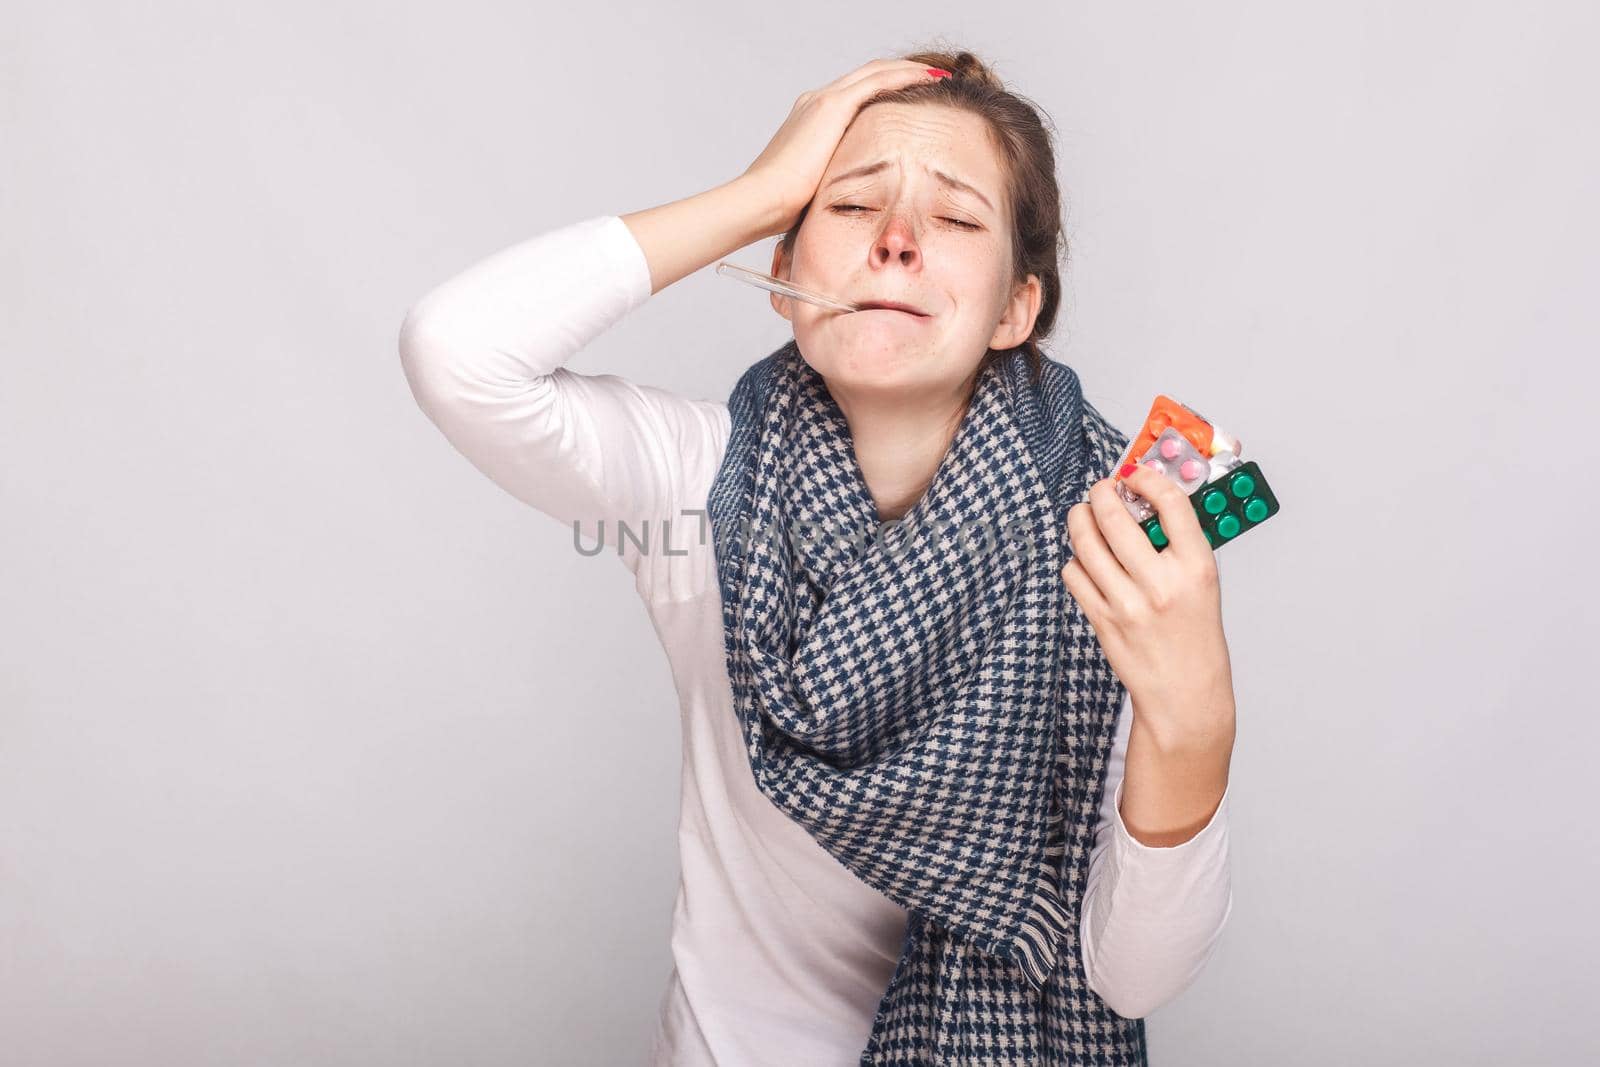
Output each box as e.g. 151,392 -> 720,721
716,261 -> 862,314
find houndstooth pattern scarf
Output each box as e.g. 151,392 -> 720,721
706,340 -> 1149,1066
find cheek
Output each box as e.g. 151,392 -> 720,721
795,235 -> 848,280
944,256 -> 1004,308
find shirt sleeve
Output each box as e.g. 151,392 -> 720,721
397,214 -> 729,598
1078,551 -> 1235,1017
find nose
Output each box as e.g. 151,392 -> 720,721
871,213 -> 922,270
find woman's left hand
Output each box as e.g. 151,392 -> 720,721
1060,463 -> 1236,751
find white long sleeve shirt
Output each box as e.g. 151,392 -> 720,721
398,213 -> 1233,1066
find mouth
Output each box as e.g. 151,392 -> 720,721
852,299 -> 930,318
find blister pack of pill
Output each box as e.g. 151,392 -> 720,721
1113,394 -> 1279,551
1117,427 -> 1214,522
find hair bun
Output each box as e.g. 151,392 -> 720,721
945,51 -> 1001,88
905,47 -> 1004,90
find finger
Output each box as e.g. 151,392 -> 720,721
1084,475 -> 1166,590
1060,555 -> 1111,622
830,58 -> 937,91
826,58 -> 900,90
1120,463 -> 1211,563
1065,498 -> 1140,615
833,60 -> 948,98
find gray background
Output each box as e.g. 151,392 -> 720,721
4,2 -> 1596,1064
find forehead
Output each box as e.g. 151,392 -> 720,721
828,103 -> 1003,205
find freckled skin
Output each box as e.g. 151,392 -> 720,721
769,102 -> 1042,401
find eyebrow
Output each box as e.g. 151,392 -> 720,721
824,160 -> 996,213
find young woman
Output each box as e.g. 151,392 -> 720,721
400,50 -> 1234,1067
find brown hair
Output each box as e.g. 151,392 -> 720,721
777,45 -> 1066,393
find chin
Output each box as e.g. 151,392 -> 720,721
799,333 -> 944,394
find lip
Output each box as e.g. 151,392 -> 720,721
853,300 -> 931,317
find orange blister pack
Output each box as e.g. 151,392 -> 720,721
1114,395 -> 1245,523
1120,395 -> 1216,465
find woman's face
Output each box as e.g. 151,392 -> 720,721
772,102 -> 1042,400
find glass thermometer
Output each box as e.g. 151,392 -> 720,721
715,261 -> 862,314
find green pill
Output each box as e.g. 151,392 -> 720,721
1153,459 -> 1278,553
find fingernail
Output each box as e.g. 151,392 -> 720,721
926,68 -> 952,79
1118,463 -> 1137,478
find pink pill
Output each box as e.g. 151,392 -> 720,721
1160,436 -> 1183,460
1143,460 -> 1164,472
1180,459 -> 1206,481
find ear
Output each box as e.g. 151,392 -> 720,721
769,239 -> 793,321
988,273 -> 1042,350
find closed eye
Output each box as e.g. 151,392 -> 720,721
831,204 -> 980,231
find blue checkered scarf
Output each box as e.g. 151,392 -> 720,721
706,340 -> 1149,1065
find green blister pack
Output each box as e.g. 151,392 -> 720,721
1141,460 -> 1280,552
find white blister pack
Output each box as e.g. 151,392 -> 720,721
1116,427 -> 1215,522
